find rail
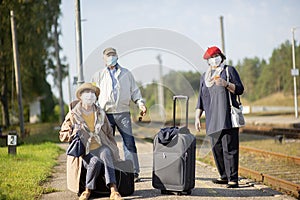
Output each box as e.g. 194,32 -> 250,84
239,146 -> 300,165
239,167 -> 300,198
196,137 -> 300,199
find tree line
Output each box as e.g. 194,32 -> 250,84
141,40 -> 300,110
0,0 -> 67,128
236,40 -> 300,102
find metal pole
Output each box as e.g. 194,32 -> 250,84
10,10 -> 25,138
291,27 -> 298,118
54,16 -> 65,123
75,0 -> 84,85
156,54 -> 164,113
220,16 -> 225,55
67,66 -> 72,103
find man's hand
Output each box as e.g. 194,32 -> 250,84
139,105 -> 147,116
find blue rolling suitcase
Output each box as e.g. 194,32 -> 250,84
152,95 -> 196,195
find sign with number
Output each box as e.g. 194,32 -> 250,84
7,135 -> 17,146
291,68 -> 299,76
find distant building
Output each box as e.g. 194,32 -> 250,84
29,100 -> 41,123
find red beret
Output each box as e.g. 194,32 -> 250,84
203,46 -> 225,59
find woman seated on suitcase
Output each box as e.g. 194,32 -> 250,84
59,82 -> 123,200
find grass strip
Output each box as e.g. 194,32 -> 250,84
0,123 -> 63,200
0,143 -> 63,199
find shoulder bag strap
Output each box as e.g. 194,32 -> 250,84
226,66 -> 233,107
226,66 -> 242,106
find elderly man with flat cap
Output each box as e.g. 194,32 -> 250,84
92,47 -> 147,182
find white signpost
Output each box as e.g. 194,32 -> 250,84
8,131 -> 17,155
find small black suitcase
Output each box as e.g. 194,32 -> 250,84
152,95 -> 196,195
79,160 -> 134,197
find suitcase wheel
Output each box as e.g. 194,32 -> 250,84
185,190 -> 192,195
161,190 -> 177,195
175,190 -> 192,195
161,190 -> 191,195
161,190 -> 168,195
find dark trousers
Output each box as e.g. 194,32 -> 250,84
210,128 -> 239,182
106,112 -> 140,174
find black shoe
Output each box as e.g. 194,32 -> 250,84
134,173 -> 140,182
212,178 -> 228,184
226,182 -> 238,188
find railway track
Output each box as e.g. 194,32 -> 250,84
239,146 -> 300,198
196,137 -> 300,199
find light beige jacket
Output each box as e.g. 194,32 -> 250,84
59,101 -> 120,193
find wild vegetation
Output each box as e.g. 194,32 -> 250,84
0,0 -> 67,128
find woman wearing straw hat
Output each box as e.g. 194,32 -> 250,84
59,82 -> 123,200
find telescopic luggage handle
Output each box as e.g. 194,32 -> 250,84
173,95 -> 189,128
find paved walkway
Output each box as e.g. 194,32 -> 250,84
41,129 -> 296,200
244,115 -> 300,128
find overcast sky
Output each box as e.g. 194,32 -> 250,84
58,0 -> 300,102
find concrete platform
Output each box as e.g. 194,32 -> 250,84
244,115 -> 300,128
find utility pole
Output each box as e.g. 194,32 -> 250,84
68,65 -> 72,103
54,16 -> 65,123
75,0 -> 84,86
291,27 -> 299,118
220,16 -> 226,54
10,10 -> 25,138
156,54 -> 164,115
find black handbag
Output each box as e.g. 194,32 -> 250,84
66,133 -> 85,157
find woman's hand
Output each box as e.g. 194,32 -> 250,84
215,77 -> 227,87
215,77 -> 236,93
73,124 -> 82,130
195,118 -> 201,132
72,123 -> 83,136
195,109 -> 202,132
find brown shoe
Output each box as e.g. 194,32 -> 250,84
79,191 -> 90,200
110,191 -> 123,200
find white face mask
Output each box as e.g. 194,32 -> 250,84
105,56 -> 118,67
80,91 -> 96,106
208,55 -> 222,67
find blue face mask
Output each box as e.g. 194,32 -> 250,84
106,56 -> 118,66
